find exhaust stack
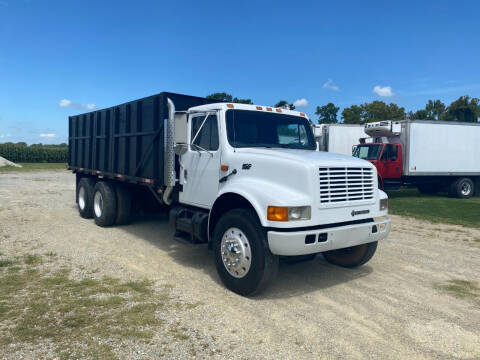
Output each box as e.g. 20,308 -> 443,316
163,97 -> 175,205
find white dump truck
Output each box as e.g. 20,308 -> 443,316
69,92 -> 391,296
313,124 -> 367,155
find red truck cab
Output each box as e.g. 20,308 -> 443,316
353,143 -> 402,189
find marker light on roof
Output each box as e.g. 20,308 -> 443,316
276,108 -> 282,113
226,104 -> 234,108
256,106 -> 262,110
266,107 -> 272,111
300,112 -> 306,117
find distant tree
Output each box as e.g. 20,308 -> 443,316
233,97 -> 253,104
206,92 -> 232,102
16,142 -> 27,147
425,99 -> 446,120
408,109 -> 428,120
443,96 -> 480,122
206,92 -> 253,104
274,100 -> 295,110
362,101 -> 405,123
342,105 -> 363,124
315,103 -> 340,124
342,101 -> 405,124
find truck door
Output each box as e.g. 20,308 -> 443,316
382,144 -> 402,179
179,112 -> 221,208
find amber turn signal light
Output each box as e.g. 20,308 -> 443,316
267,206 -> 289,222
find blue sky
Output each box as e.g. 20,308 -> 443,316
1,0 -> 479,144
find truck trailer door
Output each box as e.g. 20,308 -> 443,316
179,113 -> 221,208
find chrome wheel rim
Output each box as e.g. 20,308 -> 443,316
94,191 -> 103,218
221,227 -> 252,278
78,186 -> 86,210
461,182 -> 471,196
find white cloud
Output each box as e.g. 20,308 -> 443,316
59,99 -> 73,108
373,85 -> 394,97
40,133 -> 57,139
293,98 -> 308,107
322,79 -> 340,92
59,99 -> 97,110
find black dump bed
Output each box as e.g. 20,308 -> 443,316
68,92 -> 216,186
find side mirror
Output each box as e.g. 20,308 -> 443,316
174,143 -> 188,156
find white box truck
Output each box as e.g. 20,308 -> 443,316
69,92 -> 391,296
353,120 -> 480,198
313,124 -> 367,155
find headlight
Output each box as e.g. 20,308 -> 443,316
267,206 -> 311,221
380,198 -> 388,211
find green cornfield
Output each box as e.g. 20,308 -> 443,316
0,143 -> 68,163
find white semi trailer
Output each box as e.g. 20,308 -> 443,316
69,92 -> 391,296
313,124 -> 367,155
353,120 -> 480,198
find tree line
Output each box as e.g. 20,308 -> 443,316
206,92 -> 480,124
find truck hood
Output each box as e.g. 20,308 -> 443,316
234,148 -> 373,169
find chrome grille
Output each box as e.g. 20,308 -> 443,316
319,167 -> 375,204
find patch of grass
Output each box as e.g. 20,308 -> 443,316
388,189 -> 480,228
24,254 -> 42,266
436,279 -> 480,305
0,254 -> 194,359
0,163 -> 67,173
0,259 -> 15,268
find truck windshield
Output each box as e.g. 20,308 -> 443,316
353,144 -> 383,160
225,110 -> 316,150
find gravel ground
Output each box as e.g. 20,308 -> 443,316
0,170 -> 479,359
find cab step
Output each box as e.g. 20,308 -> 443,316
169,206 -> 209,244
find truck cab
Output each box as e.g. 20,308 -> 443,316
353,142 -> 403,189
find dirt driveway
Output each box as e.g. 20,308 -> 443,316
1,171 -> 479,359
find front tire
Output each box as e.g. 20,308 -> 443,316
323,241 -> 378,268
213,209 -> 278,296
93,181 -> 117,227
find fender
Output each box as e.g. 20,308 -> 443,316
211,177 -> 311,228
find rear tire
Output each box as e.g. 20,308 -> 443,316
77,177 -> 96,219
93,181 -> 117,227
115,184 -> 132,225
449,178 -> 474,199
213,209 -> 278,296
323,241 -> 378,268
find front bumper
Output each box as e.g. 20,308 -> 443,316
267,217 -> 391,256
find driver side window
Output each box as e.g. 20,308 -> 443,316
382,144 -> 398,161
191,114 -> 219,151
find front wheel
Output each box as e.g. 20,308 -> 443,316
213,209 -> 278,296
323,241 -> 378,268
